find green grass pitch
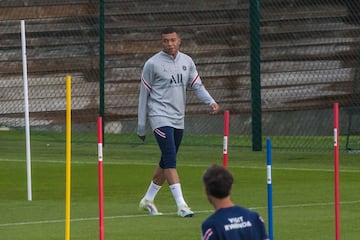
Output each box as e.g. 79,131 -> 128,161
0,131 -> 359,239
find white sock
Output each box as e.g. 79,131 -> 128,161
143,181 -> 162,202
169,183 -> 187,208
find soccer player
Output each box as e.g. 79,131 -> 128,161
201,164 -> 269,240
137,27 -> 219,217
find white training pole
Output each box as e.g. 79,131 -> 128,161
21,20 -> 32,201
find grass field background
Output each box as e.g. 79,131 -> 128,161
0,130 -> 359,239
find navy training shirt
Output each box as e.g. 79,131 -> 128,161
201,206 -> 269,240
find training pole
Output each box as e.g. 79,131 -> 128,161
21,20 -> 32,201
223,110 -> 229,168
65,75 -> 72,240
333,102 -> 340,240
98,116 -> 104,240
266,138 -> 274,240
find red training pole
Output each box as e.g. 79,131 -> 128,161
333,103 -> 340,240
223,110 -> 230,168
97,116 -> 104,240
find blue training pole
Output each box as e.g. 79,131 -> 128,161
266,138 -> 274,240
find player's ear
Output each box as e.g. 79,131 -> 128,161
204,186 -> 210,195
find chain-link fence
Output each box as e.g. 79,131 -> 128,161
0,0 -> 359,151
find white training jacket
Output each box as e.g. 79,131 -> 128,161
137,50 -> 216,136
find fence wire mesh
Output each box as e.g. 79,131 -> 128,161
0,0 -> 359,152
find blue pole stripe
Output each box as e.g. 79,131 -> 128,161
266,138 -> 274,240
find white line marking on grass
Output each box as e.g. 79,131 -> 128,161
1,158 -> 360,173
253,200 -> 360,210
271,166 -> 360,173
0,219 -> 64,227
0,200 -> 359,228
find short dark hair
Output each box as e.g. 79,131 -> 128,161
161,27 -> 177,35
203,164 -> 234,199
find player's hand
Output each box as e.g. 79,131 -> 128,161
138,135 -> 146,142
209,103 -> 219,114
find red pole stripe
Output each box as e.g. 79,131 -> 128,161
98,117 -> 103,144
223,110 -> 229,168
97,116 -> 104,240
333,103 -> 340,240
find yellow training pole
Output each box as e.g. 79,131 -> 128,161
65,75 -> 72,240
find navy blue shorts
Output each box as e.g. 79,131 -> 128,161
153,126 -> 183,169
